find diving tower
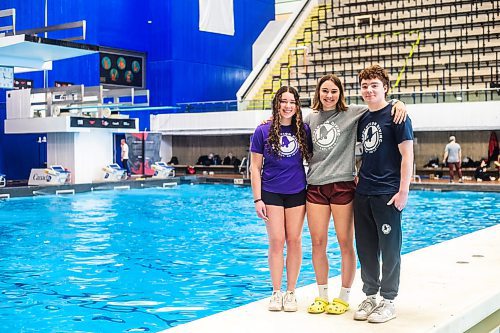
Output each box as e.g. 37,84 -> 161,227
0,8 -> 143,184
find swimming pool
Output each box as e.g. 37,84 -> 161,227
0,185 -> 498,332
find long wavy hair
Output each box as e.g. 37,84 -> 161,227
268,86 -> 311,162
311,74 -> 348,112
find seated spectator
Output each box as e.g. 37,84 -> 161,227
197,153 -> 218,166
212,154 -> 222,165
462,156 -> 479,168
223,152 -> 236,165
423,157 -> 440,168
474,159 -> 493,181
197,155 -> 209,165
168,156 -> 179,165
205,153 -> 215,166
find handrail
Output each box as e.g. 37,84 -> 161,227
176,87 -> 500,112
346,87 -> 500,98
0,8 -> 16,35
237,0 -> 314,101
15,20 -> 86,41
177,99 -> 237,105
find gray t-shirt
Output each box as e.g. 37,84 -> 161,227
304,104 -> 367,185
445,142 -> 461,163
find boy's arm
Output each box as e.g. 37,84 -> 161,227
387,140 -> 414,211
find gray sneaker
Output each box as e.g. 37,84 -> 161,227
353,297 -> 377,321
367,299 -> 396,323
283,291 -> 298,312
268,291 -> 283,311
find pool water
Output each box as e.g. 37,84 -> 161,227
0,185 -> 498,332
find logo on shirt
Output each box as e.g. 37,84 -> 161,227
279,133 -> 299,157
382,224 -> 391,235
361,122 -> 383,153
312,121 -> 341,150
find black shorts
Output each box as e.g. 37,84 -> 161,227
262,189 -> 306,208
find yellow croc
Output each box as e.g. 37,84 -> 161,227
307,297 -> 329,314
325,298 -> 349,314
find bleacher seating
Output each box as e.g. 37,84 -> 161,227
247,0 -> 500,107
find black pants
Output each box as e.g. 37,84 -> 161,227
354,193 -> 402,300
122,159 -> 130,175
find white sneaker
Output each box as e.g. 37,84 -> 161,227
283,291 -> 298,312
367,299 -> 396,323
353,297 -> 377,321
268,291 -> 283,311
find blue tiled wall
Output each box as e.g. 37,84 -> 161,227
0,0 -> 274,179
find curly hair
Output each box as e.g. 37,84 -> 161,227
311,74 -> 348,112
268,86 -> 312,162
358,64 -> 391,97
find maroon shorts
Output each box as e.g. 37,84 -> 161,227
306,181 -> 356,205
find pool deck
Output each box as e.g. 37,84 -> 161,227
0,176 -> 499,197
161,224 -> 500,333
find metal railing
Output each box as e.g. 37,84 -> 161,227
346,88 -> 500,106
0,8 -> 15,35
15,20 -> 87,42
0,8 -> 86,41
176,100 -> 239,113
166,87 -> 500,113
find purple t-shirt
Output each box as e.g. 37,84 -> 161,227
250,123 -> 310,194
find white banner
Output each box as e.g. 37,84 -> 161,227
199,0 -> 234,36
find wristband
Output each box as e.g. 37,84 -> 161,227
253,199 -> 262,203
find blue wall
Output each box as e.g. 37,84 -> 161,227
147,1 -> 274,106
0,0 -> 274,179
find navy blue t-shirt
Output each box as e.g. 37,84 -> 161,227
356,103 -> 414,195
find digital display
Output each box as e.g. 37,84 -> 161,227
99,52 -> 144,88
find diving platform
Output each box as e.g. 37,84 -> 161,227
0,34 -> 98,72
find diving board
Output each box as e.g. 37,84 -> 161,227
0,34 -> 98,71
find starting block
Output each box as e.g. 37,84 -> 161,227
152,162 -> 175,179
45,165 -> 71,185
29,165 -> 71,186
0,174 -> 5,187
103,163 -> 127,181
